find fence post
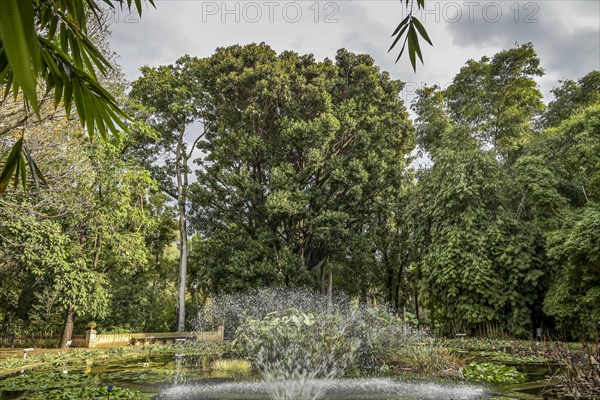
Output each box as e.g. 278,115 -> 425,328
86,329 -> 97,348
218,324 -> 224,342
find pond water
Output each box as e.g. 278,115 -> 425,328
0,353 -> 554,400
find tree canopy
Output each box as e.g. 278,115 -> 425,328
1,33 -> 599,342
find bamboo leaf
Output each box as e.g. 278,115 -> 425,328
23,141 -> 47,188
413,18 -> 433,46
389,23 -> 409,52
18,153 -> 27,190
391,15 -> 410,37
0,138 -> 24,195
409,25 -> 424,64
407,26 -> 417,71
0,0 -> 39,114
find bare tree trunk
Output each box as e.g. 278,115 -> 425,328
414,292 -> 420,330
176,129 -> 188,332
59,306 -> 74,349
327,267 -> 333,306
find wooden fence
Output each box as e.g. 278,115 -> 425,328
0,326 -> 224,349
85,325 -> 224,348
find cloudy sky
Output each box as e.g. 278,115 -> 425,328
109,0 -> 599,106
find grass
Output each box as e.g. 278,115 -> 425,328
386,339 -> 468,373
211,359 -> 252,378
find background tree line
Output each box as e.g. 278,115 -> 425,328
1,39 -> 598,344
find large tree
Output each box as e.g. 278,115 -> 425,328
129,56 -> 209,331
411,143 -> 545,336
529,103 -> 600,338
0,114 -> 161,346
541,71 -> 600,129
443,43 -> 544,162
188,44 -> 414,301
409,45 -> 548,336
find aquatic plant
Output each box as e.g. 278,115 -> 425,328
28,386 -> 147,399
462,362 -> 526,383
0,370 -> 147,399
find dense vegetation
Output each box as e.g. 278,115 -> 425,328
1,34 -> 599,344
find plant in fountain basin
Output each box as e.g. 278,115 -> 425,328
236,308 -> 360,400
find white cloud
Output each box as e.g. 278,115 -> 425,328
110,0 -> 600,104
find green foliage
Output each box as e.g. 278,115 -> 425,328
412,146 -> 544,336
129,54 -> 209,330
544,204 -> 600,338
2,33 -> 600,346
0,112 -> 176,339
462,362 -> 526,383
188,43 -> 414,296
522,104 -> 600,339
236,308 -> 351,359
407,45 -> 593,338
0,370 -> 146,399
0,0 -> 156,195
542,71 -> 600,128
0,371 -> 90,392
419,43 -> 544,161
28,386 -> 146,400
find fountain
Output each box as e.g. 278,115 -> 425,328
159,379 -> 487,400
157,289 -> 488,400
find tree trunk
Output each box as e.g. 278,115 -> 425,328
414,292 -> 420,330
394,258 -> 406,316
327,267 -> 333,307
59,306 -> 74,349
176,129 -> 188,332
320,264 -> 326,294
395,281 -> 402,317
384,252 -> 396,311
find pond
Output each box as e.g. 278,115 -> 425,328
0,352 -> 556,400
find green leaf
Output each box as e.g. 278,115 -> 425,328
17,152 -> 27,190
389,23 -> 409,53
407,26 -> 418,71
391,15 -> 410,37
0,138 -> 24,194
23,142 -> 47,188
0,0 -> 39,114
412,18 -> 433,46
409,25 -> 424,64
